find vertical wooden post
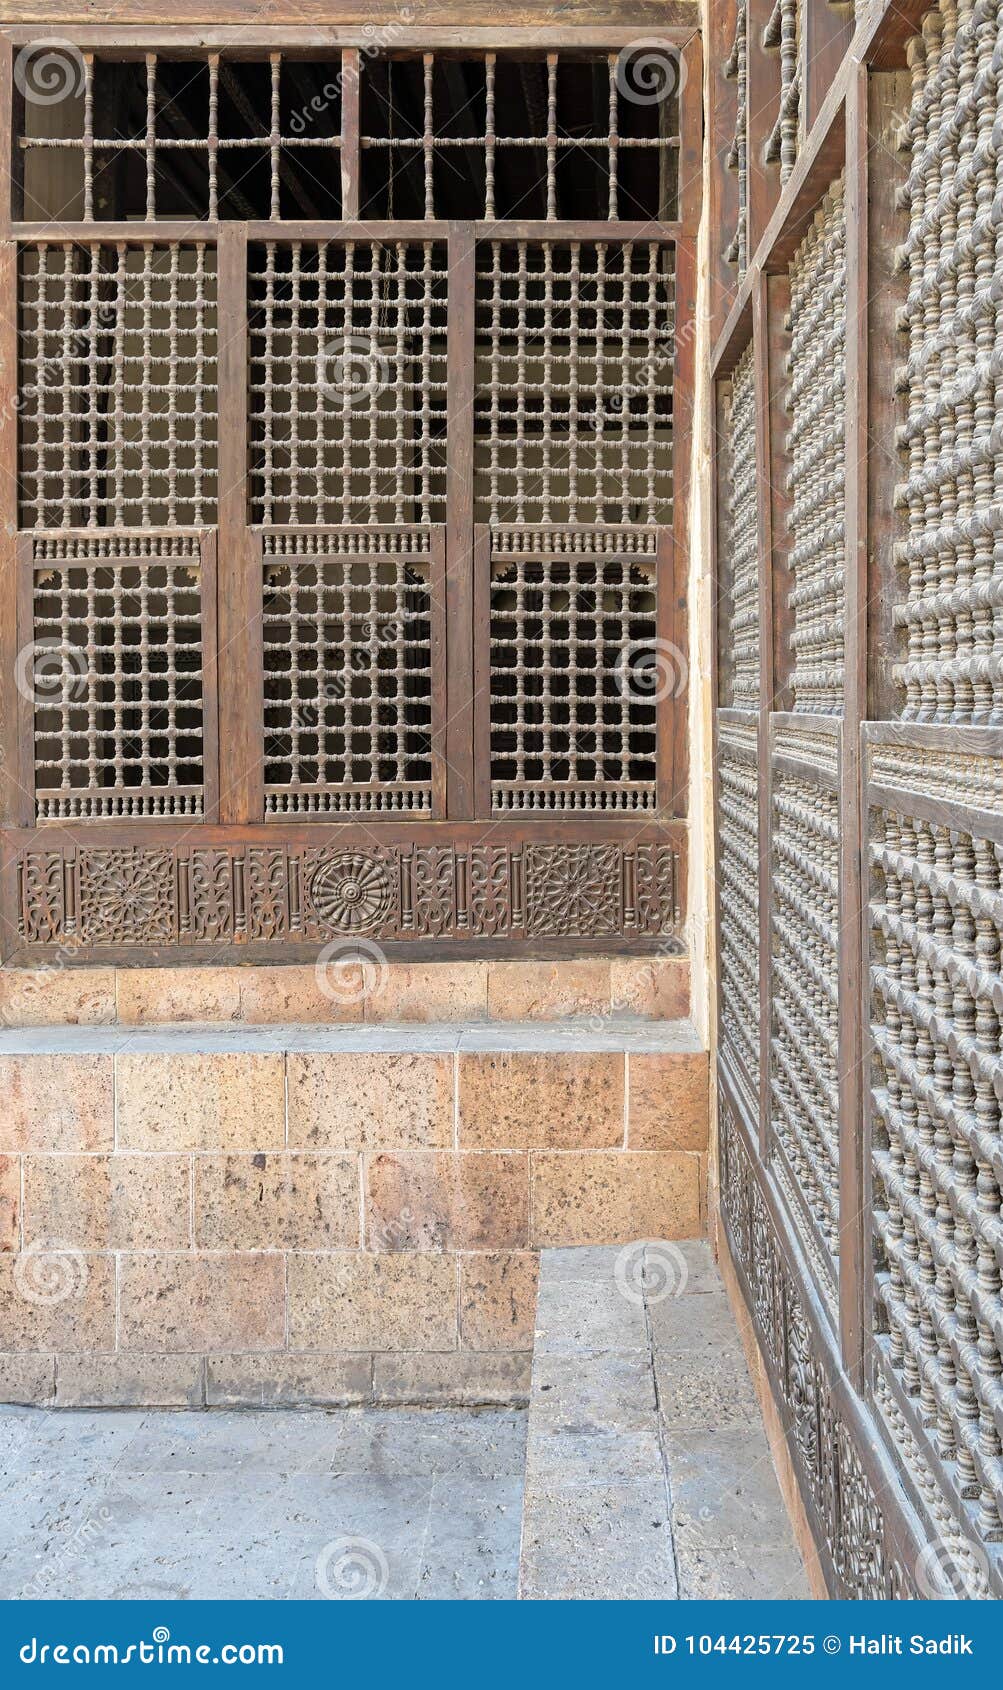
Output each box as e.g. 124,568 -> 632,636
757,269 -> 792,1162
215,223 -> 261,825
445,222 -> 476,821
839,61 -> 868,1389
340,47 -> 361,219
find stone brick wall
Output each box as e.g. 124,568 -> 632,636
0,959 -> 707,1408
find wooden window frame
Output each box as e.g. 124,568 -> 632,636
0,25 -> 701,963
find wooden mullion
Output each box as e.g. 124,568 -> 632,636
668,238 -> 695,822
471,524 -> 493,821
0,239 -> 28,836
199,531 -> 221,826
429,525 -> 449,821
340,46 -> 361,219
803,0 -> 855,137
215,222 -> 261,826
838,58 -> 868,1389
753,271 -> 776,1163
444,221 -> 476,822
0,35 -> 13,234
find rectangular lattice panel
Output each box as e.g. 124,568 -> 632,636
718,343 -> 759,707
895,0 -> 1003,725
784,180 -> 846,713
18,243 -> 218,531
717,716 -> 760,1103
249,241 -> 448,527
261,527 -> 440,816
16,50 -> 343,221
868,779 -> 1003,1570
722,3 -> 748,274
769,731 -> 841,1302
485,526 -> 661,814
763,0 -> 801,184
359,50 -> 679,222
474,241 -> 674,526
27,533 -> 209,820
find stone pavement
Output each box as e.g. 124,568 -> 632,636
0,1406 -> 526,1599
518,1241 -> 810,1599
0,1242 -> 808,1601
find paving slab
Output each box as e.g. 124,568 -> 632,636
519,1242 -> 807,1601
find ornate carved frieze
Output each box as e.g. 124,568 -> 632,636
718,1090 -> 921,1600
12,836 -> 682,954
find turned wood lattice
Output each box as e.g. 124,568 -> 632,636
18,52 -> 343,221
249,241 -> 449,528
473,241 -> 675,526
895,0 -> 1003,725
763,0 -> 801,183
261,527 -> 441,817
26,533 -> 211,821
360,51 -> 680,222
18,243 -> 218,531
711,0 -> 1003,1602
723,2 -> 749,274
785,178 -> 846,715
486,527 -> 661,814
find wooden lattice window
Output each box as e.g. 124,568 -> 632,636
261,527 -> 444,817
359,50 -> 680,221
473,240 -> 675,526
249,240 -> 449,527
784,179 -> 846,715
483,526 -> 662,815
3,29 -> 694,962
23,532 -> 215,822
18,241 -> 218,530
18,52 -> 344,221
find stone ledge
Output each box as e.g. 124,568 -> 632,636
0,957 -> 691,1029
0,1017 -> 704,1056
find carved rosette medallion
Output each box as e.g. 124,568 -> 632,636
307,852 -> 392,934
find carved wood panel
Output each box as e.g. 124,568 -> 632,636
8,828 -> 682,959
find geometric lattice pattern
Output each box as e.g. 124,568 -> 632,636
721,342 -> 759,707
770,770 -> 840,1286
30,534 -> 205,821
895,0 -> 1003,724
870,804 -> 1003,1552
18,244 -> 218,531
361,51 -> 680,221
474,241 -> 674,526
488,528 -> 659,813
249,242 -> 449,527
717,721 -> 759,1098
261,529 -> 434,816
763,0 -> 801,184
16,52 -> 343,222
785,179 -> 846,713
